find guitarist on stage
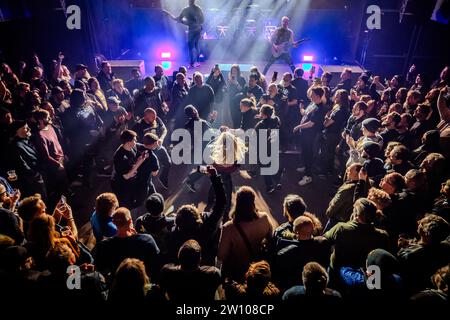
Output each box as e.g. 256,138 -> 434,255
164,0 -> 205,68
263,16 -> 297,75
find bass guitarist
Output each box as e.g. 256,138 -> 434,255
263,16 -> 299,75
163,0 -> 205,68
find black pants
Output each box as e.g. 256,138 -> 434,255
111,179 -> 136,209
263,53 -> 296,75
154,146 -> 171,186
299,134 -> 314,177
188,30 -> 201,65
230,93 -> 243,128
206,172 -> 232,218
134,176 -> 156,210
319,132 -> 341,174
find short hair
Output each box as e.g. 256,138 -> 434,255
390,145 -> 410,162
283,194 -> 306,220
120,129 -> 137,143
95,193 -> 119,220
417,214 -> 450,244
322,72 -> 333,83
401,113 -> 414,128
354,101 -> 368,112
176,204 -> 202,232
388,112 -> 402,126
416,103 -> 431,116
367,188 -> 392,210
431,264 -> 450,292
144,107 -> 157,116
144,76 -> 155,84
353,198 -> 377,224
249,73 -> 259,81
178,240 -> 201,269
302,262 -> 328,293
154,64 -> 163,71
294,68 -> 304,77
282,72 -> 292,80
32,109 -> 50,122
18,194 -> 42,222
404,169 -> 427,190
409,90 -> 422,100
259,104 -> 274,117
143,132 -> 159,145
240,98 -> 256,109
112,207 -> 132,228
311,87 -> 324,98
343,68 -> 352,75
293,216 -> 314,236
385,172 -> 406,192
193,72 -> 203,80
112,78 -> 124,86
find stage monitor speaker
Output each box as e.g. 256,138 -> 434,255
319,65 -> 366,88
108,60 -> 146,80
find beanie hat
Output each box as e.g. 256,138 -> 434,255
362,118 -> 381,133
145,193 -> 165,216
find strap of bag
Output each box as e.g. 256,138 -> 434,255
235,223 -> 255,258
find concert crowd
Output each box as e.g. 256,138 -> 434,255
0,52 -> 449,309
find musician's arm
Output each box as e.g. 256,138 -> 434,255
198,8 -> 205,24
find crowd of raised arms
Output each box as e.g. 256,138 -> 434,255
0,53 -> 449,307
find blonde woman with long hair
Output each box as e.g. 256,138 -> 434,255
205,130 -> 248,219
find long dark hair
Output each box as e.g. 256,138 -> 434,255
230,186 -> 258,223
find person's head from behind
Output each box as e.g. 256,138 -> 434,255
144,76 -> 155,91
245,261 -> 279,297
352,103 -> 367,122
404,169 -> 427,192
111,258 -> 149,300
431,264 -> 450,294
95,193 -> 119,220
101,61 -> 112,74
143,107 -> 157,124
230,186 -> 258,223
380,172 -> 405,195
367,188 -> 392,212
175,204 -> 202,233
178,239 -> 201,270
366,249 -> 398,279
352,198 -> 377,224
417,214 -> 450,245
293,216 -> 314,240
18,194 -> 46,223
294,68 -> 304,79
112,207 -> 133,233
193,72 -> 203,87
154,64 -> 164,77
345,163 -> 363,181
310,87 -> 324,105
302,262 -> 329,295
143,132 -> 159,150
120,129 -> 137,149
46,242 -> 76,274
29,214 -> 56,249
145,193 -> 164,217
240,98 -> 256,113
282,194 -> 306,222
259,104 -> 274,120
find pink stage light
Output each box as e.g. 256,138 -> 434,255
303,55 -> 314,62
161,52 -> 171,59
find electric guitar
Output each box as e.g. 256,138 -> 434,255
271,38 -> 309,58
